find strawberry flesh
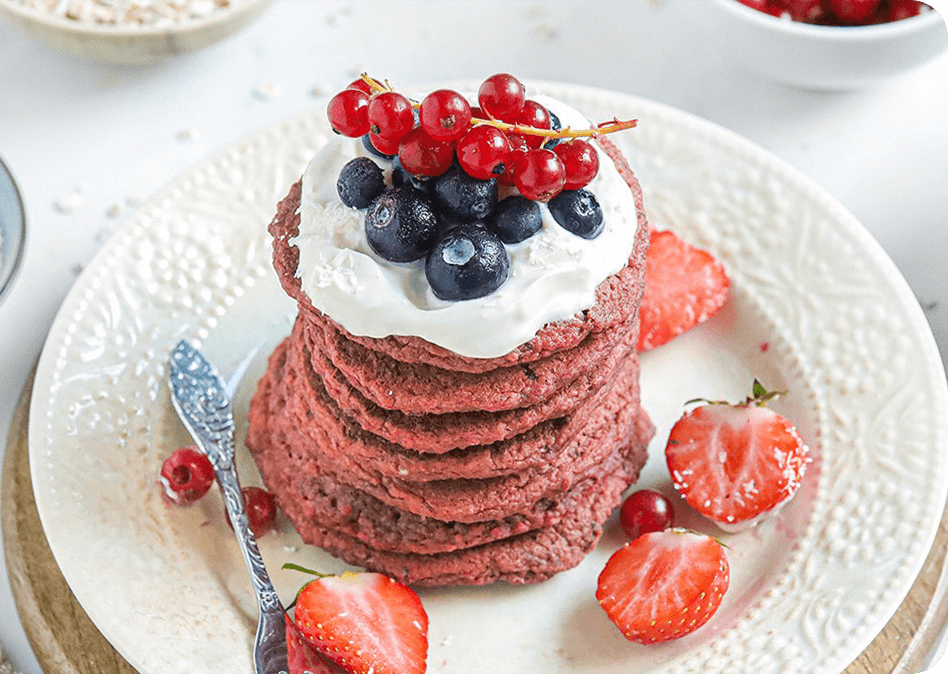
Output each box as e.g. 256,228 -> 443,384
285,613 -> 337,674
294,571 -> 428,674
666,403 -> 809,530
596,530 -> 729,644
638,229 -> 730,352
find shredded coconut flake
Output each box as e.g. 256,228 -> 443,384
252,81 -> 281,101
176,127 -> 200,143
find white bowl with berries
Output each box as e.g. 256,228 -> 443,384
697,0 -> 947,89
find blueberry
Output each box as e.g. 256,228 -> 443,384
364,188 -> 438,262
549,109 -> 562,131
392,155 -> 433,195
426,224 -> 510,301
487,196 -> 542,244
544,109 -> 562,149
361,133 -> 394,159
548,188 -> 603,239
433,163 -> 498,223
337,157 -> 385,209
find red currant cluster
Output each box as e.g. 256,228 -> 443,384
326,73 -> 635,204
158,446 -> 277,537
738,0 -> 929,24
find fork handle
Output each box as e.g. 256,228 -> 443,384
215,457 -> 289,674
169,341 -> 289,673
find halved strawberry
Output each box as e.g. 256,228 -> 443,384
285,613 -> 337,674
292,570 -> 428,674
665,381 -> 810,531
638,229 -> 730,352
596,529 -> 729,644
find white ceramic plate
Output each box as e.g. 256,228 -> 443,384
29,82 -> 948,674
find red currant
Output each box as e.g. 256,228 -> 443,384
368,91 -> 415,143
514,149 -> 566,202
515,100 -> 552,150
478,73 -> 526,122
456,126 -> 511,180
368,131 -> 400,156
553,140 -> 600,190
498,135 -> 529,186
420,89 -> 472,143
227,486 -> 278,537
737,0 -> 785,15
327,89 -> 370,137
887,0 -> 925,20
786,0 -> 825,21
158,447 -> 214,506
346,78 -> 373,94
829,0 -> 879,21
398,126 -> 454,178
619,489 -> 674,539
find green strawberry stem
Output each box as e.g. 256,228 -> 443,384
669,527 -> 730,550
283,563 -> 339,606
748,379 -> 786,406
685,379 -> 787,408
282,562 -> 333,578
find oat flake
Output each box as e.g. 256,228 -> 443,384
7,0 -> 246,28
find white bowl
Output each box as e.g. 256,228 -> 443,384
0,0 -> 270,65
697,0 -> 948,90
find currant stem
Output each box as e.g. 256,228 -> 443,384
357,72 -> 638,140
473,116 -> 637,139
360,73 -> 390,92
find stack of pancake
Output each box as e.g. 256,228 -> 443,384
246,138 -> 654,586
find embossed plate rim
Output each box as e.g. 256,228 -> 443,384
27,81 -> 948,674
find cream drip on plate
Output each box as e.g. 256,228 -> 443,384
291,95 -> 639,359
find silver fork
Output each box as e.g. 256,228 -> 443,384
169,340 -> 288,674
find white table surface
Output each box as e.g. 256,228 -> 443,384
1,1 -> 947,672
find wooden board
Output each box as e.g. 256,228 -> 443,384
1,372 -> 135,674
3,371 -> 948,674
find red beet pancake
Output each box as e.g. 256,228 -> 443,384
251,320 -> 644,480
282,317 -> 642,477
305,314 -> 639,451
249,357 -> 651,558
249,334 -> 646,523
261,427 -> 652,586
303,307 -> 635,415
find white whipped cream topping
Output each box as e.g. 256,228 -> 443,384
292,95 -> 639,359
